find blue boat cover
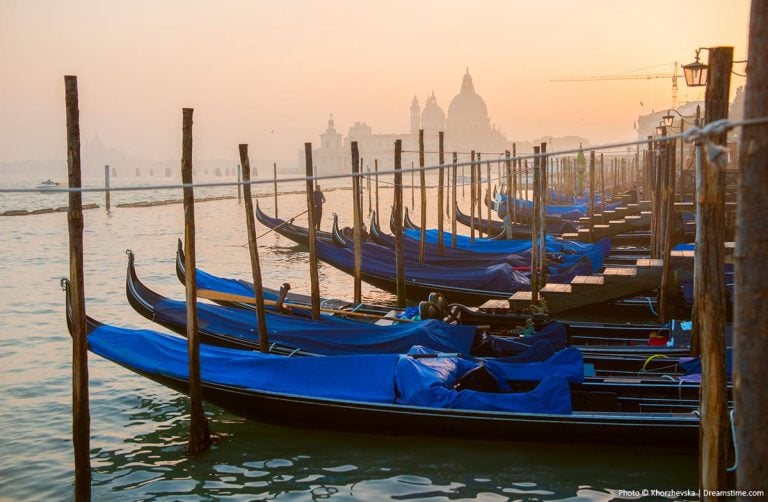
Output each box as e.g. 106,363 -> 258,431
403,229 -> 608,271
88,324 -> 399,402
88,325 -> 573,414
153,297 -> 479,355
481,321 -> 568,355
395,346 -> 572,414
495,194 -> 627,221
316,238 -> 532,294
484,346 -> 584,386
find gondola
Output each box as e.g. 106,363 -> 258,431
453,205 -> 579,237
254,202 -> 334,246
126,260 -> 725,408
64,278 -> 704,447
172,247 -> 695,357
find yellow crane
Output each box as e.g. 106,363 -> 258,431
550,62 -> 679,109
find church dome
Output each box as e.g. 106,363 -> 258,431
447,70 -> 488,118
421,91 -> 446,127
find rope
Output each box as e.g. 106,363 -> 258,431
3,115 -> 766,196
727,409 -> 738,472
644,296 -> 658,317
641,354 -> 669,372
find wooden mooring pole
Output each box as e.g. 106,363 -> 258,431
696,46 -> 733,497
273,163 -> 278,218
65,75 -> 91,501
304,144 -> 321,320
239,145 -> 269,354
735,1 -> 768,490
470,151 -> 476,242
505,150 -> 512,238
451,152 -> 458,248
367,166 -> 372,216
658,136 -> 677,322
530,146 -> 541,305
588,150 -> 595,241
512,144 -> 517,224
476,153 -> 483,238
437,131 -> 445,255
374,159 -> 380,224
236,164 -> 242,203
418,129 -> 426,263
393,140 -> 406,306
104,164 -> 111,212
351,142 -> 362,303
180,108 -> 211,456
486,161 -> 492,232
539,143 -> 548,286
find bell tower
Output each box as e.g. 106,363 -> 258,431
410,95 -> 420,134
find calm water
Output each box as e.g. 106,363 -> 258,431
0,171 -> 697,500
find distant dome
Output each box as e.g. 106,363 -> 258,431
422,91 -> 446,126
447,70 -> 488,119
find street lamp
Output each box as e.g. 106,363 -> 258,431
662,107 -> 701,129
682,49 -> 708,87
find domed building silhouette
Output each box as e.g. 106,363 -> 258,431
304,70 -> 585,175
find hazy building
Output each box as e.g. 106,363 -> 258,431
305,70 -> 587,177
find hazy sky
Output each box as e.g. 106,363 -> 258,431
0,0 -> 751,168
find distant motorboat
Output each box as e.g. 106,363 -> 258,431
36,179 -> 60,190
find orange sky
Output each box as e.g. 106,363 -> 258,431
0,0 -> 751,169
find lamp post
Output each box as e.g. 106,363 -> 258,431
661,107 -> 699,202
682,49 -> 709,87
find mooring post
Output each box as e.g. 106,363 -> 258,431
512,144 -> 517,224
658,137 -> 676,322
696,46 -> 733,498
65,75 -> 91,502
588,150 -> 595,241
365,167 -> 373,216
103,164 -> 111,212
437,131 -> 445,255
303,144 -> 321,320
451,152 -> 458,248
393,140 -> 406,306
524,159 -> 530,224
476,152 -> 483,238
411,161 -> 415,210
599,154 -> 605,218
374,159 -> 380,225
505,150 -> 512,238
272,162 -> 278,218
470,151 -> 476,242
539,143 -> 548,286
735,2 -> 768,489
180,108 -> 211,456
486,161 -> 492,233
418,129 -> 426,263
351,141 -> 362,303
239,145 -> 269,354
237,164 -> 242,203
530,146 -> 541,305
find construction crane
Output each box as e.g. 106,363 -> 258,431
550,62 -> 679,109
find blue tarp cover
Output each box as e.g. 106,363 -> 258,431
395,346 -> 573,414
88,325 -> 573,414
403,229 -> 608,271
153,297 -> 479,355
88,324 -> 398,402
